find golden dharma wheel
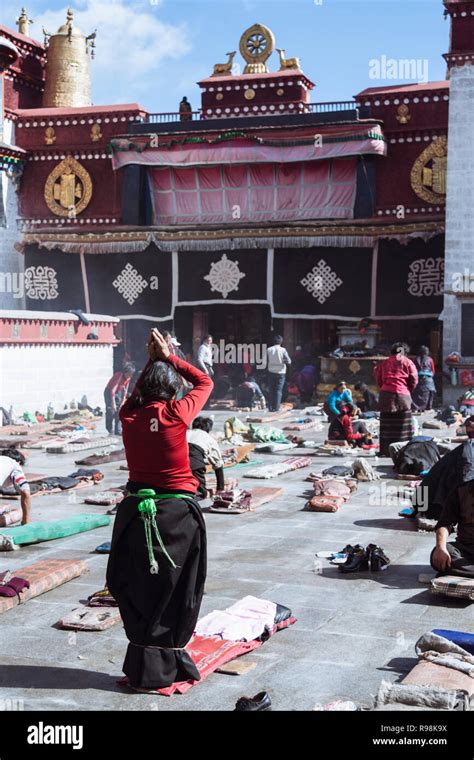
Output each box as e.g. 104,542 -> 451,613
239,23 -> 275,74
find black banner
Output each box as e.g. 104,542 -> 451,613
177,249 -> 268,304
272,246 -> 373,318
376,236 -> 444,317
24,245 -> 86,312
84,245 -> 172,319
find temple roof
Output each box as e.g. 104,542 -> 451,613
356,81 -> 449,98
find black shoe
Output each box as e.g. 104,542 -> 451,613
367,544 -> 390,571
338,544 -> 355,555
339,545 -> 368,573
234,691 -> 272,711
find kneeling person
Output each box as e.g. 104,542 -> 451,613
328,403 -> 372,448
187,416 -> 224,499
0,448 -> 32,524
431,480 -> 474,578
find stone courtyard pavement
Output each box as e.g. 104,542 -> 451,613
0,411 -> 471,712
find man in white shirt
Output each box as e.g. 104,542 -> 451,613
266,335 -> 291,412
0,448 -> 32,524
196,335 -> 214,377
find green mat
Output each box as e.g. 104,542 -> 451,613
228,459 -> 263,469
1,514 -> 111,547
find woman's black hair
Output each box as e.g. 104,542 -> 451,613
130,361 -> 182,406
0,447 -> 25,466
192,416 -> 214,433
418,345 -> 430,357
390,342 -> 409,356
123,362 -> 136,375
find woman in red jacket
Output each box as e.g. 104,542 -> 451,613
374,342 -> 418,456
107,328 -> 213,692
328,404 -> 372,447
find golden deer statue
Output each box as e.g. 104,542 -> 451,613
211,51 -> 237,76
276,48 -> 301,71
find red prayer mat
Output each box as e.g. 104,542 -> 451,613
118,616 -> 296,696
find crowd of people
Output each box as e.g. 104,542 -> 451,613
2,329 -> 472,694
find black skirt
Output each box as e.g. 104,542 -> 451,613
106,491 -> 207,690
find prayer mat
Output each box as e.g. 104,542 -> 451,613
0,504 -> 22,527
283,419 -> 323,431
0,558 -> 88,614
402,660 -> 474,696
75,449 -> 126,466
311,478 -> 356,499
58,606 -> 121,631
246,410 -> 293,423
430,575 -> 474,601
243,456 -> 312,479
117,616 -> 296,696
254,442 -> 297,453
46,437 -> 113,454
84,490 -> 125,506
209,486 -> 283,513
0,514 -> 110,548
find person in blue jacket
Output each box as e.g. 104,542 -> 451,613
323,381 -> 353,422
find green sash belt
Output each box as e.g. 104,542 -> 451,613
132,489 -> 189,575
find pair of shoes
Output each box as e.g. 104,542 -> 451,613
339,544 -> 390,573
339,545 -> 368,573
366,544 -> 391,571
234,691 -> 272,711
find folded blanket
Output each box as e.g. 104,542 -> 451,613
247,424 -> 289,443
0,504 -> 23,527
75,449 -> 126,465
430,575 -> 474,601
244,456 -> 312,479
46,437 -> 113,454
375,679 -> 469,711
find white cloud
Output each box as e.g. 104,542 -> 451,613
36,0 -> 191,105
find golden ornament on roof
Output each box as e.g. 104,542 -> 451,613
276,48 -> 301,71
16,7 -> 34,36
211,51 -> 236,77
239,23 -> 275,74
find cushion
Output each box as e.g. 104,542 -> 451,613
430,575 -> 474,601
304,495 -> 343,512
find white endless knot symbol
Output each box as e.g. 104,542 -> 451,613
204,253 -> 245,299
24,266 -> 59,300
300,259 -> 343,304
407,257 -> 444,297
112,263 -> 148,305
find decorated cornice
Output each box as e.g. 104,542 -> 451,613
356,92 -> 449,107
17,220 -> 444,254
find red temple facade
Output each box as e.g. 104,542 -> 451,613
0,5 -> 472,400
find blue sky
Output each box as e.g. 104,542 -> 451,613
1,0 -> 449,112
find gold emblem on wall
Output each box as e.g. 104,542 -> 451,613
44,157 -> 93,217
44,127 -> 56,145
395,104 -> 411,124
410,137 -> 447,204
90,123 -> 103,142
239,23 -> 275,74
244,88 -> 256,100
